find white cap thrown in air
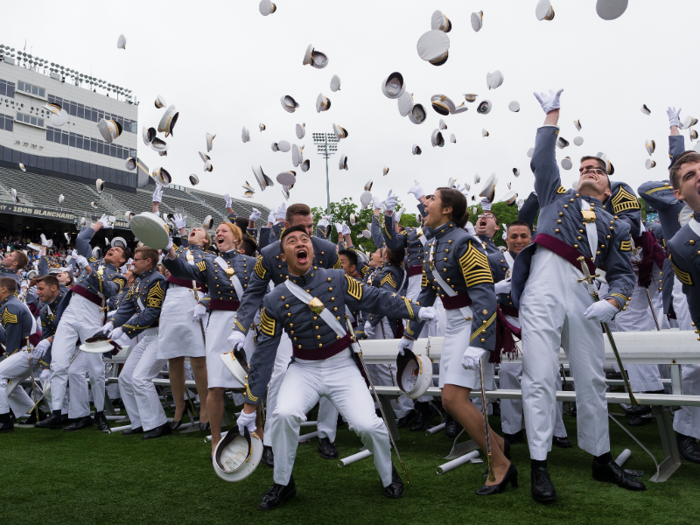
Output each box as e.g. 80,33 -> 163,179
416,30 -> 450,66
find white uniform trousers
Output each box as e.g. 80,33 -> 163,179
520,248 -> 609,460
0,352 -> 36,416
672,277 -> 700,439
368,318 -> 414,419
118,328 -> 167,432
271,349 -> 393,487
263,332 -> 339,446
49,295 -> 103,412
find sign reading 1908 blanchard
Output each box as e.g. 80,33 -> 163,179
0,203 -> 129,229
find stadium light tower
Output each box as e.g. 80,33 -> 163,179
313,132 -> 338,215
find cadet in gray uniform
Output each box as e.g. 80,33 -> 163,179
235,224 -> 438,510
663,145 -> 700,464
399,187 -> 515,496
512,89 -> 644,503
228,203 -> 342,465
0,249 -> 29,285
474,209 -> 501,255
36,216 -> 128,431
0,277 -> 36,433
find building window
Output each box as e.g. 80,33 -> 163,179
16,112 -> 44,128
0,79 -> 15,98
17,80 -> 46,98
47,94 -> 136,133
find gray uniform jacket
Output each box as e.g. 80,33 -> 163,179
232,237 -> 341,335
371,215 -> 386,250
365,264 -> 407,336
243,267 -> 423,405
0,267 -> 21,284
477,235 -> 500,255
667,217 -> 700,327
108,267 -> 165,339
0,295 -> 33,355
488,250 -> 518,314
519,192 -> 540,234
382,214 -> 426,270
405,221 -> 497,352
511,126 -> 635,310
163,248 -> 255,315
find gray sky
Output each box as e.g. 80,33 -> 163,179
5,0 -> 697,214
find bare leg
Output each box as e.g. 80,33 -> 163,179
209,387 -> 225,454
168,357 -> 186,422
190,356 -> 209,424
255,405 -> 264,442
442,384 -> 510,486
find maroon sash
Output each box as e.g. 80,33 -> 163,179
71,285 -> 102,307
407,264 -> 423,277
293,332 -> 352,360
167,275 -> 208,293
209,300 -> 240,311
441,293 -> 473,310
534,233 -> 596,275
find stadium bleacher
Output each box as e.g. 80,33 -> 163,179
0,166 -> 270,230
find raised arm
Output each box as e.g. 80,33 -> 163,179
531,89 -> 565,207
232,256 -> 274,334
243,303 -> 283,405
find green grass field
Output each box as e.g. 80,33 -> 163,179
2,406 -> 698,525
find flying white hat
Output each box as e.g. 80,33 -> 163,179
477,100 -> 492,115
316,93 -> 331,113
381,72 -> 406,99
596,0 -> 628,21
431,10 -> 452,32
203,215 -> 214,230
513,168 -> 520,178
157,105 -> 179,137
471,11 -> 483,32
58,194 -> 65,203
397,92 -> 414,117
479,173 -> 498,203
574,119 -> 582,131
416,30 -> 450,66
129,212 -> 170,250
281,95 -> 299,113
412,145 -> 422,155
259,0 -> 277,16
98,118 -> 123,144
431,129 -> 445,147
640,104 -> 651,116
142,126 -> 156,146
573,136 -> 584,146
486,70 -> 504,90
409,104 -> 427,124
464,94 -> 478,102
431,94 -> 456,116
333,123 -> 349,140
536,0 -> 555,21
303,44 -> 329,69
330,74 -> 341,92
125,157 -> 137,171
300,159 -> 310,172
96,179 -> 104,193
508,101 -> 520,112
241,127 -> 250,143
117,34 -> 127,49
450,134 -> 456,144
154,94 -> 167,109
49,108 -> 68,127
561,157 -> 572,170
645,140 -> 656,156
383,166 -> 390,176
645,159 -> 656,170
557,137 -> 569,149
292,144 -> 303,167
252,165 -> 274,191
276,171 -> 297,186
189,174 -> 200,186
482,128 -> 490,138
153,167 -> 172,187
339,154 -> 348,170
206,133 -> 216,152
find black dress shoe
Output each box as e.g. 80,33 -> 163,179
142,423 -> 173,440
122,426 -> 144,435
396,410 -> 416,429
503,430 -> 524,445
628,415 -> 652,427
592,459 -> 646,491
531,466 -> 557,503
61,414 -> 70,425
318,437 -> 339,459
625,404 -> 651,418
0,413 -> 14,434
262,445 -> 275,468
444,416 -> 462,439
476,463 -> 518,495
63,416 -> 94,431
409,402 -> 435,432
383,466 -> 405,499
35,411 -> 65,429
199,422 -> 210,432
492,400 -> 501,418
553,436 -> 572,448
677,434 -> 700,464
94,412 -> 111,433
259,476 -> 297,510
170,419 -> 183,431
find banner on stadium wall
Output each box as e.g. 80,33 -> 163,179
0,203 -> 130,229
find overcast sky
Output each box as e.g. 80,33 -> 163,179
5,1 -> 698,214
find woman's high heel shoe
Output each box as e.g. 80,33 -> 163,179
171,419 -> 183,431
199,421 -> 210,432
475,463 -> 518,496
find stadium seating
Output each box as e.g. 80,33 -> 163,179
0,166 -> 269,229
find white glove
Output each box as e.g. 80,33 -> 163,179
363,321 -> 375,339
464,222 -> 476,236
173,213 -> 187,229
667,107 -> 682,128
407,179 -> 425,200
480,197 -> 492,212
152,185 -> 163,203
494,279 -> 511,295
227,330 -> 246,350
40,233 -> 51,247
32,339 -> 51,360
224,193 -> 232,209
76,255 -> 89,269
249,208 -> 261,222
277,202 -> 287,220
384,190 -> 398,212
189,303 -> 207,321
334,222 -> 343,234
584,300 -> 619,323
111,327 -> 124,341
98,214 -> 113,229
318,217 -> 330,229
28,285 -> 37,297
101,322 -> 115,337
372,195 -> 384,210
40,368 -> 51,383
70,249 -> 78,259
164,237 -> 173,251
398,337 -> 414,356
418,306 -> 438,325
341,223 -> 351,236
237,409 -> 257,436
267,210 -> 276,224
533,88 -> 564,114
456,184 -> 470,199
461,346 -> 488,370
